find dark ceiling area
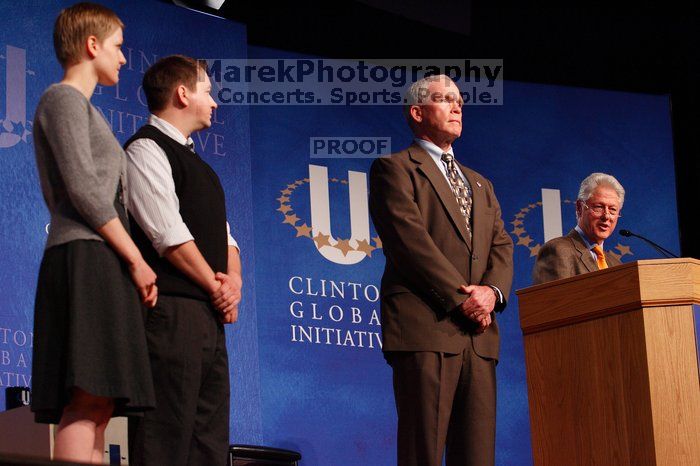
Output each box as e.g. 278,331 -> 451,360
175,0 -> 699,258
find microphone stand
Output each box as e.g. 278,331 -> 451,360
620,230 -> 679,258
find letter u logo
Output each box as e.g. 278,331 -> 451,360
308,164 -> 370,265
0,45 -> 28,149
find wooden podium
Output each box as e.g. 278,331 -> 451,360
517,258 -> 700,466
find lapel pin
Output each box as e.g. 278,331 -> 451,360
476,181 -> 482,188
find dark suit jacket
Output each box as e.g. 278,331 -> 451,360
532,228 -> 622,285
369,144 -> 514,359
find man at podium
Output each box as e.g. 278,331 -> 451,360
533,172 -> 625,284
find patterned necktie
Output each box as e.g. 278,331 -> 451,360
441,153 -> 472,240
592,245 -> 608,269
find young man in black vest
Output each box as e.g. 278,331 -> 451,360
124,55 -> 241,466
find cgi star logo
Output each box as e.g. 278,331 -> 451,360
277,165 -> 382,265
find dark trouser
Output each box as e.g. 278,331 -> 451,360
130,295 -> 230,466
386,345 -> 497,466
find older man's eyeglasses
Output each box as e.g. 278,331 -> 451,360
430,93 -> 464,107
583,202 -> 622,219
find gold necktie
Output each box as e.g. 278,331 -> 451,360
592,245 -> 608,270
441,153 -> 472,242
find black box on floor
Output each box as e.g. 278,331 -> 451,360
229,445 -> 301,466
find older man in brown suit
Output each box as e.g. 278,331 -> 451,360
532,173 -> 624,285
369,75 -> 513,466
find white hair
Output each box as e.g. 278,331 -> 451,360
403,74 -> 455,129
576,172 -> 625,218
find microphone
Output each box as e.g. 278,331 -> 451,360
619,229 -> 679,258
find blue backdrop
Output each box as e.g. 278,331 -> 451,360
0,2 -> 679,465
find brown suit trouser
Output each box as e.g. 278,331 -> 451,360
386,344 -> 496,466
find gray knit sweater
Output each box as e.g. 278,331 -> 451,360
33,84 -> 127,249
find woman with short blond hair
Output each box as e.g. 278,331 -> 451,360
31,3 -> 156,463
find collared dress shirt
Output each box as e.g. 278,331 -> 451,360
125,114 -> 238,256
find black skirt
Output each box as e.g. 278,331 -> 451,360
31,238 -> 156,424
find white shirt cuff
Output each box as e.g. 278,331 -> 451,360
153,221 -> 195,256
487,285 -> 504,303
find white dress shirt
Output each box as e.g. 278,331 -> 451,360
126,114 -> 238,256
